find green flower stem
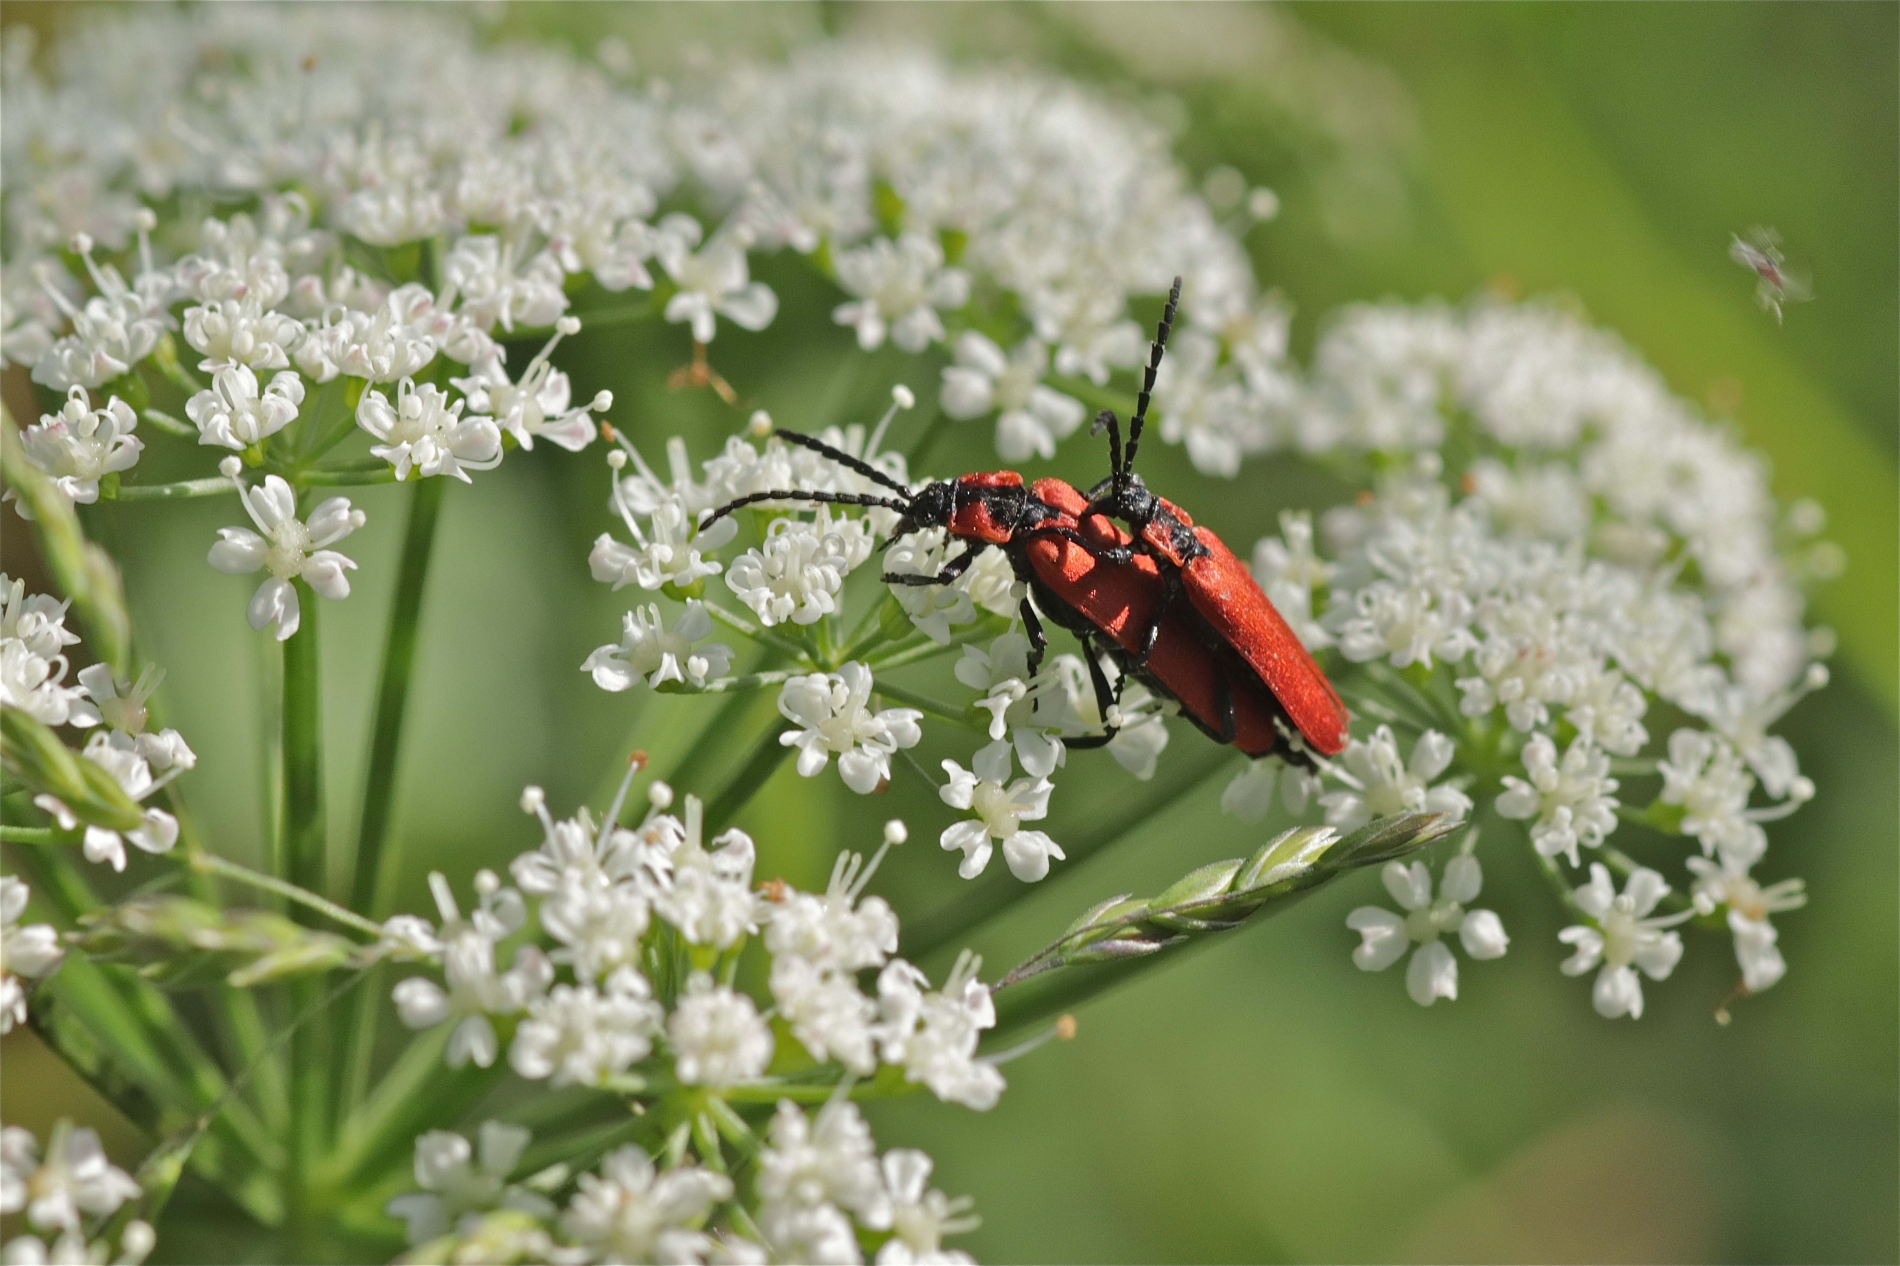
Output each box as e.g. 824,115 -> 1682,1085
869,680 -> 978,729
350,475 -> 445,916
865,616 -> 1009,672
0,825 -> 57,843
295,466 -> 399,488
337,474 -> 445,1130
327,1029 -> 512,1194
278,579 -> 335,1208
693,669 -> 798,694
902,747 -> 1232,963
107,476 -> 238,502
1045,374 -> 1139,421
701,598 -> 810,660
139,408 -> 197,438
704,724 -> 796,834
190,851 -> 384,940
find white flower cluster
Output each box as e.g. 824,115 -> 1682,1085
1,1123 -> 155,1265
1,876 -> 63,1035
387,776 -> 1007,1113
387,1105 -> 977,1265
1270,301 -> 1826,1017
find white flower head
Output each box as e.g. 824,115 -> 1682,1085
875,952 -> 1003,1110
1658,728 -> 1764,866
1346,855 -> 1508,1006
560,1146 -> 732,1266
778,663 -> 923,795
758,1100 -> 888,1226
384,1122 -> 554,1246
1495,733 -> 1620,867
509,967 -> 665,1088
1558,864 -> 1690,1019
208,476 -> 365,641
182,296 -> 303,371
185,363 -> 305,452
2,1124 -> 139,1235
451,318 -> 607,454
668,972 -> 773,1088
883,531 -> 983,645
0,577 -> 79,660
442,235 -> 569,334
654,214 -> 777,342
725,508 -> 875,628
832,233 -> 968,353
937,743 -> 1063,883
33,733 -> 181,873
21,388 -> 142,504
356,377 -> 502,483
653,797 -> 758,950
2,877 -> 64,1034
1319,726 -> 1471,831
583,600 -> 732,692
953,633 -> 1073,778
939,332 -> 1085,462
1687,852 -> 1806,994
878,1149 -> 979,1266
591,494 -> 732,593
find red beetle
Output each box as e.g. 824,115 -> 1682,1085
1082,277 -> 1350,756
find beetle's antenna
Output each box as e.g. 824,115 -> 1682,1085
774,430 -> 914,497
1122,275 -> 1181,491
698,489 -> 913,530
1089,409 -> 1123,484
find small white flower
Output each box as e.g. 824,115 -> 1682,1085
393,874 -> 548,1069
1319,726 -> 1471,831
1048,654 -> 1170,780
1251,511 -> 1333,650
20,388 -> 142,505
939,332 -> 1084,462
1220,761 -> 1319,823
653,214 -> 777,343
1,878 -> 64,1034
832,234 -> 968,353
1,1124 -> 139,1235
878,1149 -> 978,1266
777,663 -> 923,795
384,1122 -> 553,1246
1152,328 -> 1268,479
725,509 -> 875,627
583,600 -> 732,692
208,475 -> 365,641
356,377 -> 502,483
875,952 -> 1003,1110
1658,728 -> 1763,865
953,633 -> 1069,778
182,297 -> 303,371
451,322 -> 608,453
0,638 -> 84,727
0,577 -> 79,660
668,972 -> 774,1088
509,967 -> 665,1088
560,1146 -> 732,1266
756,1201 -> 861,1265
590,495 -> 730,593
441,235 -> 569,333
1495,733 -> 1620,867
758,1100 -> 888,1226
31,290 -> 162,392
764,849 -> 900,976
768,954 -> 881,1076
1558,863 -> 1689,1020
1346,856 -> 1508,1006
33,734 -> 180,873
185,363 -> 305,452
937,743 -> 1062,883
653,798 -> 758,950
1687,852 -> 1806,993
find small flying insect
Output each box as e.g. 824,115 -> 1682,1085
1728,226 -> 1812,324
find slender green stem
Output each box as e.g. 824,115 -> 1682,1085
0,825 -> 57,843
870,680 -> 978,728
191,852 -> 384,940
693,670 -> 797,695
107,476 -> 237,502
140,408 -> 196,438
295,466 -> 398,488
350,476 -> 444,916
701,598 -> 809,660
704,726 -> 796,834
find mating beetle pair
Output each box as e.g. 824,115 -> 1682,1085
699,278 -> 1350,766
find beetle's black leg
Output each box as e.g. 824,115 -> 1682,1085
881,548 -> 974,587
1036,523 -> 1135,566
1061,645 -> 1126,750
1213,668 -> 1238,744
1020,597 -> 1048,677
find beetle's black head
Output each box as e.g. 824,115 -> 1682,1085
1084,470 -> 1159,527
891,479 -> 955,536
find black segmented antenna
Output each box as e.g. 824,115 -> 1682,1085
1090,409 -> 1122,483
698,488 -> 913,530
1120,275 -> 1182,491
774,429 -> 913,498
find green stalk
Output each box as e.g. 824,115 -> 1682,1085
704,726 -> 796,834
279,579 -> 333,1217
339,475 -> 444,1129
350,475 -> 444,916
107,476 -> 237,502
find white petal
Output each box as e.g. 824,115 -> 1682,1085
1001,829 -> 1063,883
249,577 -> 300,640
1381,860 -> 1433,911
301,551 -> 356,600
1458,909 -> 1509,960
208,527 -> 267,574
1441,854 -> 1483,904
1592,964 -> 1643,1019
1345,907 -> 1408,971
1406,941 -> 1458,1006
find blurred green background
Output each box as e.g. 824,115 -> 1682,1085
3,4 -> 1894,1262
